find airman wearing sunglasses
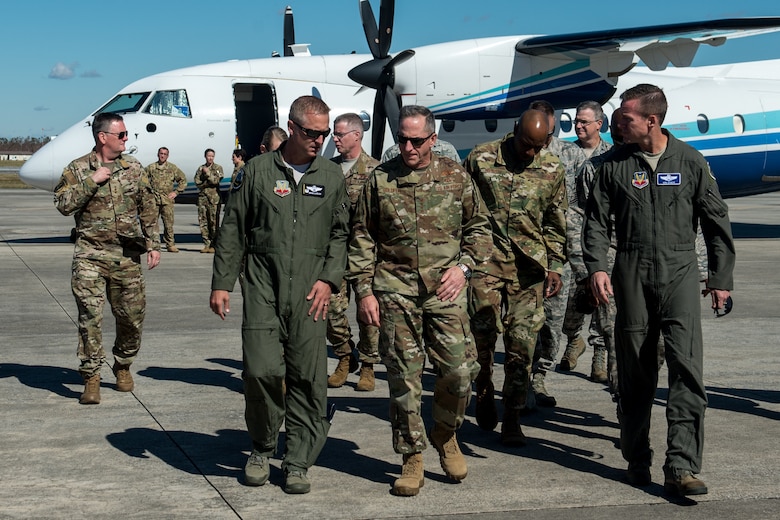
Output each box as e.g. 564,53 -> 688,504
54,112 -> 161,405
350,105 -> 493,496
464,109 -> 567,446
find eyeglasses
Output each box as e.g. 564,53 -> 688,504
397,132 -> 434,148
333,130 -> 358,139
292,120 -> 331,139
574,119 -> 599,127
101,131 -> 129,139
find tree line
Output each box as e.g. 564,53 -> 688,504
0,137 -> 51,153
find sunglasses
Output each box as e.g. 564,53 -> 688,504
397,132 -> 434,148
292,120 -> 330,139
101,131 -> 129,139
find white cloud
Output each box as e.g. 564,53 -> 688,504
48,62 -> 78,80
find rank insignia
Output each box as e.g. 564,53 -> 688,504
631,171 -> 649,189
657,172 -> 681,186
274,179 -> 291,197
303,183 -> 325,197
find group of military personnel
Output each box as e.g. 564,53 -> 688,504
56,85 -> 734,500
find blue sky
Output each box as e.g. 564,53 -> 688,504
1,0 -> 778,138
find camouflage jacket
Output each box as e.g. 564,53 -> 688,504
331,148 -> 379,212
145,160 -> 187,205
54,150 -> 160,261
464,133 -> 567,279
349,155 -> 493,298
195,162 -> 224,204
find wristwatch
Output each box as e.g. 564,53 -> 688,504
457,263 -> 472,280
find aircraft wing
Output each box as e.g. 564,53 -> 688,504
516,18 -> 780,71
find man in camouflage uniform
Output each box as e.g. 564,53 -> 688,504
326,113 -> 381,391
559,101 -> 613,382
527,100 -> 586,408
464,109 -> 567,445
145,147 -> 186,253
54,112 -> 161,405
195,148 -> 224,253
350,105 -> 492,496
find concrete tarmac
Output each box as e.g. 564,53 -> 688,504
0,189 -> 778,519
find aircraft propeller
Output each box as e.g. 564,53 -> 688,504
348,0 -> 415,159
283,6 -> 295,57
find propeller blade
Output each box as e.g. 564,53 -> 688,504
359,0 -> 381,58
377,0 -> 395,58
382,85 -> 401,139
283,6 -> 295,57
371,88 -> 387,159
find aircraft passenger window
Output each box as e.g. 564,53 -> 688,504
733,114 -> 745,134
559,113 -> 572,133
697,114 -> 709,134
96,92 -> 150,114
144,90 -> 191,118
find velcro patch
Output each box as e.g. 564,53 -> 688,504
303,183 -> 325,197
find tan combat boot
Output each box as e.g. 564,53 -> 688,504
327,353 -> 358,388
80,373 -> 101,405
430,423 -> 468,481
355,362 -> 375,392
590,346 -> 608,383
392,453 -> 424,496
167,245 -> 179,253
112,363 -> 134,392
560,336 -> 586,371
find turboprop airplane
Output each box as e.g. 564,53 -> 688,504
18,1 -> 780,201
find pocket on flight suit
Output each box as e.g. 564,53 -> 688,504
241,325 -> 284,379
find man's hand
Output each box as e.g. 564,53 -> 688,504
707,288 -> 731,313
167,191 -> 177,200
357,295 -> 380,327
91,166 -> 112,185
590,271 -> 613,305
306,280 -> 333,322
210,290 -> 230,320
544,271 -> 562,298
436,266 -> 467,302
147,250 -> 161,270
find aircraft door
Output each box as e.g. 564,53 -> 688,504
234,83 -> 277,159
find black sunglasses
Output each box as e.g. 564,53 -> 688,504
101,131 -> 129,139
292,120 -> 330,139
397,132 -> 434,148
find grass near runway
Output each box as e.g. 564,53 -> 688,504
0,160 -> 32,188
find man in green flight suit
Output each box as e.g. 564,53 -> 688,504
209,95 -> 350,495
584,84 -> 735,496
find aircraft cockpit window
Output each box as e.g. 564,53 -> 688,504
733,114 -> 745,134
144,89 -> 191,118
697,114 -> 710,134
96,92 -> 150,114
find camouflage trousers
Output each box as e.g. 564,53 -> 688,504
157,202 -> 176,248
197,195 -> 218,248
71,256 -> 145,377
327,279 -> 380,363
534,262 -> 574,371
376,290 -> 479,454
470,270 -> 546,411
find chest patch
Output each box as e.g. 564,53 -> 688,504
274,180 -> 292,197
631,171 -> 649,189
303,183 -> 325,197
657,172 -> 681,186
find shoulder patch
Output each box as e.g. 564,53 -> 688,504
231,168 -> 245,192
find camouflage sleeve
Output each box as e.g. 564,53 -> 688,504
695,225 -> 708,282
53,162 -> 100,216
136,172 -> 161,251
194,167 -> 204,189
348,176 -> 378,299
542,165 -> 568,275
174,166 -> 187,193
211,165 -> 224,185
458,173 -> 493,269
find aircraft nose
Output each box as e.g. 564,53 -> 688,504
19,146 -> 56,191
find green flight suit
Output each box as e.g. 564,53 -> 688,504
212,146 -> 350,472
583,130 -> 735,475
